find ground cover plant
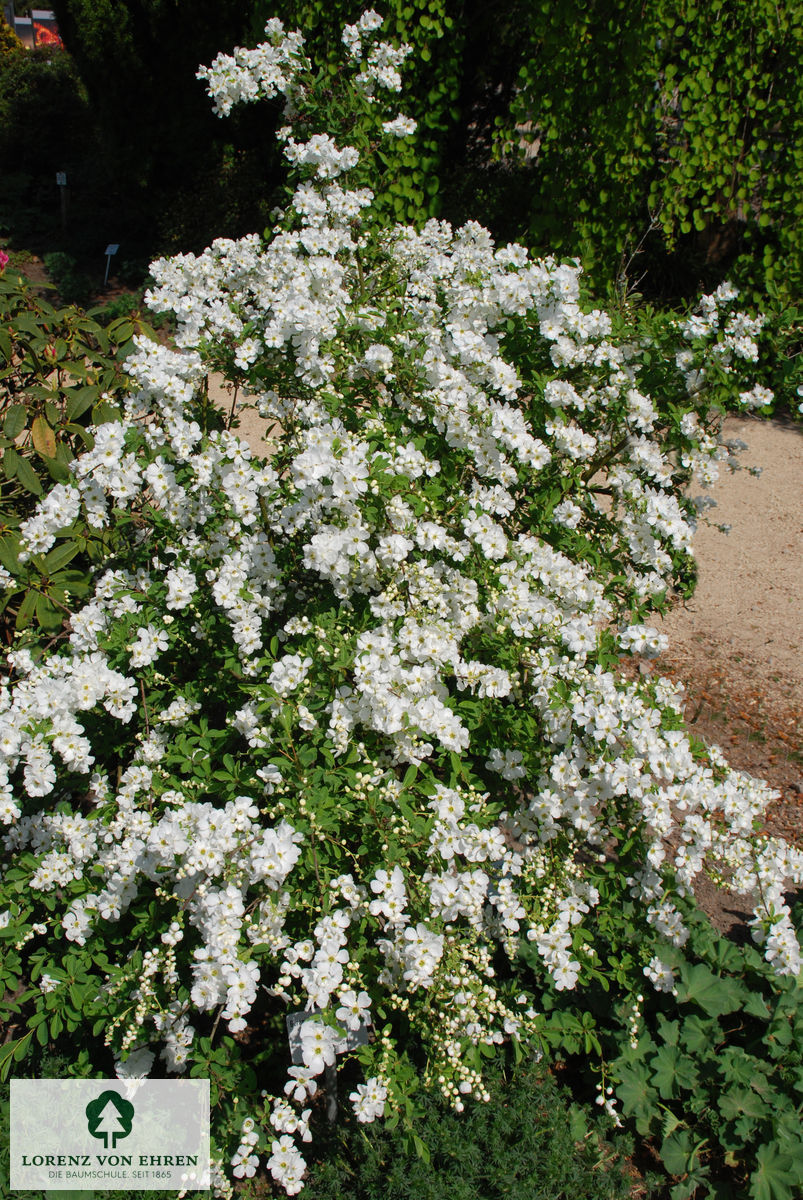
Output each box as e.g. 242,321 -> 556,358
519,876 -> 803,1198
0,11 -> 802,1198
301,1048 -> 637,1200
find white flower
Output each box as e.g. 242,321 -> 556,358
643,956 -> 677,994
336,987 -> 371,1031
128,624 -> 169,667
115,1046 -> 155,1078
350,1076 -> 387,1123
382,115 -> 417,137
298,1018 -> 337,1074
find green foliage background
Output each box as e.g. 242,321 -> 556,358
498,0 -> 803,305
5,0 -> 802,320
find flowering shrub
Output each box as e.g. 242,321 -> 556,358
1,11 -> 802,1196
0,265 -> 147,636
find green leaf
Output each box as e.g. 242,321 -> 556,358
2,447 -> 23,488
661,1129 -> 705,1177
657,1015 -> 680,1046
651,1043 -> 699,1099
65,385 -> 99,421
35,593 -> 66,633
677,962 -> 744,1016
64,422 -> 95,449
0,1030 -> 32,1080
743,990 -> 772,1020
0,533 -> 21,572
44,540 -> 80,572
750,1142 -> 797,1200
3,403 -> 27,439
680,1014 -> 720,1053
719,1086 -> 768,1123
411,1133 -> 430,1164
615,1063 -> 658,1134
42,453 -> 71,483
15,588 -> 37,630
92,400 -> 121,425
107,318 -> 134,343
15,455 -> 43,496
719,1047 -> 769,1087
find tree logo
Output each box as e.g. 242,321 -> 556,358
85,1090 -> 135,1149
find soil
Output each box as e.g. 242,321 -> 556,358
9,251 -> 137,310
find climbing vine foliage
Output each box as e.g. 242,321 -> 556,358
0,11 -> 801,1196
499,0 -> 803,300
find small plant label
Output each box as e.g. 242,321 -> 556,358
10,1079 -> 210,1190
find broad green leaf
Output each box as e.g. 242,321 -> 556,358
719,1086 -> 768,1123
615,1063 -> 658,1133
3,403 -> 27,439
64,421 -> 95,449
92,400 -> 122,425
15,589 -> 37,630
35,593 -> 66,633
743,990 -> 772,1020
44,540 -> 79,572
65,385 -> 99,421
0,533 -> 21,572
750,1142 -> 797,1200
651,1043 -> 699,1098
2,445 -> 20,479
42,454 -> 71,483
719,1047 -> 769,1087
677,962 -> 744,1016
15,456 -> 43,496
411,1133 -> 430,1164
661,1129 -> 705,1176
657,1015 -> 680,1046
0,1030 -> 32,1080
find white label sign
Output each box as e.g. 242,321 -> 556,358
10,1079 -> 210,1190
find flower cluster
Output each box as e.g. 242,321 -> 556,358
1,10 -> 801,1197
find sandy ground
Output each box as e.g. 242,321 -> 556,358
658,413 -> 802,705
206,374 -> 280,453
